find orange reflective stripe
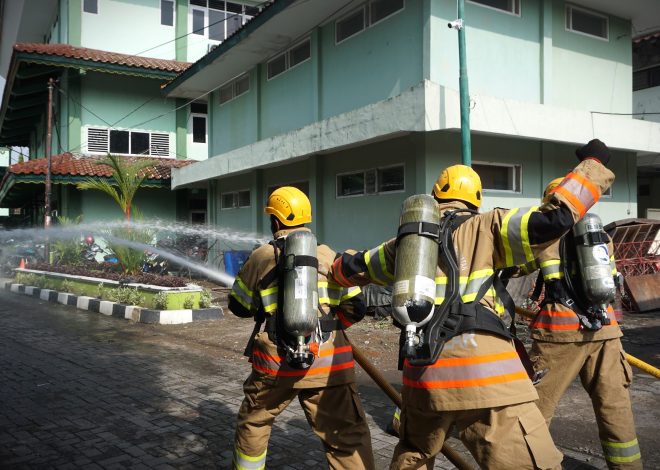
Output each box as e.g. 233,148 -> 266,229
331,258 -> 352,288
531,322 -> 580,330
404,371 -> 529,389
567,171 -> 600,203
553,185 -> 587,217
254,361 -> 355,377
252,345 -> 354,377
318,344 -> 353,357
409,351 -> 519,369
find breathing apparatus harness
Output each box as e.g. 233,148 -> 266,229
243,237 -> 344,370
395,209 -> 515,368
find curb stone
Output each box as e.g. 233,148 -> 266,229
1,280 -> 223,324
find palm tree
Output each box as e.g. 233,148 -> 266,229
77,154 -> 154,221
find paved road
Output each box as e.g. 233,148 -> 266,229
1,289 -> 658,469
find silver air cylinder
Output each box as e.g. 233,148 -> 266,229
282,230 -> 319,339
573,213 -> 615,307
392,194 -> 440,333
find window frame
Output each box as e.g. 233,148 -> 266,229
218,73 -> 250,105
188,0 -> 255,42
472,161 -> 522,194
467,0 -> 521,17
266,38 -> 312,81
161,0 -> 175,26
190,4 -> 207,36
191,112 -> 207,144
335,0 -> 405,46
220,189 -> 251,210
565,4 -> 609,42
335,164 -> 406,199
86,127 -> 172,158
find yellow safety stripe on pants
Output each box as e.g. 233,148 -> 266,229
231,276 -> 254,310
233,445 -> 267,470
340,286 -> 361,301
318,281 -> 342,306
364,244 -> 394,285
502,207 -> 538,267
601,439 -> 641,464
259,286 -> 278,313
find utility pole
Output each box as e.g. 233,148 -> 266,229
449,0 -> 472,166
44,77 -> 54,262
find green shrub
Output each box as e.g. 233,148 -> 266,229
153,291 -> 168,310
182,295 -> 195,309
96,282 -> 106,299
61,280 -> 74,293
108,286 -> 145,306
106,219 -> 153,275
199,289 -> 213,308
52,216 -> 83,266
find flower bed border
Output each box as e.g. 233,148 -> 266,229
2,280 -> 223,325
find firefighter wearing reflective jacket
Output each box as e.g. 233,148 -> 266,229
228,186 -> 375,470
332,140 -> 615,470
527,175 -> 642,469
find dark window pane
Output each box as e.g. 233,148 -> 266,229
226,2 -> 242,13
209,0 -> 225,10
219,83 -> 233,104
221,193 -> 236,209
161,0 -> 174,26
109,130 -> 129,154
245,6 -> 259,16
571,8 -> 607,38
192,116 -> 206,143
336,9 -> 364,42
338,172 -> 365,197
267,54 -> 287,79
370,0 -> 404,24
192,9 -> 205,35
238,190 -> 250,207
190,0 -> 206,6
191,102 -> 207,114
227,13 -> 242,37
378,166 -> 404,192
473,164 -> 518,191
235,75 -> 250,96
131,132 -> 150,155
83,0 -> 98,14
209,9 -> 225,40
470,0 -> 517,14
289,40 -> 311,67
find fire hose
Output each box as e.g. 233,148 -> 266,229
515,306 -> 660,380
350,342 -> 473,470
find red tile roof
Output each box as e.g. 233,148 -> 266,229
9,153 -> 193,180
14,43 -> 191,74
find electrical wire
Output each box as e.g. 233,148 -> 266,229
591,111 -> 660,116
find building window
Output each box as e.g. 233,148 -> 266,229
83,0 -> 98,14
468,0 -> 520,16
633,65 -> 660,91
188,1 -> 256,42
161,0 -> 175,26
266,38 -> 311,80
336,0 -> 404,44
221,190 -> 251,209
336,165 -> 405,198
566,5 -> 608,40
190,103 -> 207,144
86,127 -> 171,157
473,162 -> 521,192
219,74 -> 250,105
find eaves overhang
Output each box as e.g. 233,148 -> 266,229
171,81 -> 660,188
162,0 -> 356,99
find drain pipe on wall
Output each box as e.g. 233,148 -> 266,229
449,0 -> 472,166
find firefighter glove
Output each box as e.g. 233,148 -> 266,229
575,139 -> 610,166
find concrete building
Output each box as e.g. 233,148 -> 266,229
0,0 -> 262,224
166,0 -> 660,250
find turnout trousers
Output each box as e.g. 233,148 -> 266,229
390,398 -> 562,470
530,338 -> 642,469
232,372 -> 375,470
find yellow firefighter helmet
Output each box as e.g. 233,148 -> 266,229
432,164 -> 482,208
265,186 -> 312,226
543,177 -> 564,203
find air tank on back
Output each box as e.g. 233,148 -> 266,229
392,194 -> 440,329
572,213 -> 616,308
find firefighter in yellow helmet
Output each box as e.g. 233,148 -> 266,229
525,177 -> 642,469
332,140 -> 616,469
228,186 -> 375,470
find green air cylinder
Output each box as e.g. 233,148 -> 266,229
392,194 -> 440,328
282,230 -> 319,338
573,213 -> 616,307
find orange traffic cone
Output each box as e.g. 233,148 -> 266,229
18,258 -> 26,269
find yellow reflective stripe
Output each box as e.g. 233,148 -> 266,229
378,245 -> 394,281
259,286 -> 278,313
435,296 -> 445,304
261,286 -> 277,296
341,286 -> 361,301
605,454 -> 642,464
468,269 -> 493,281
602,438 -> 639,449
543,272 -> 564,281
462,287 -> 497,303
501,208 -> 519,266
435,276 -> 448,284
540,259 -> 561,268
394,407 -> 401,420
236,276 -> 253,296
230,290 -> 251,310
521,206 -> 538,264
233,446 -> 267,470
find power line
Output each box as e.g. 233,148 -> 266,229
591,111 -> 660,116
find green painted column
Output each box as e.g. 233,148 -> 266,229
456,0 -> 471,166
68,0 -> 82,46
540,0 -> 553,105
176,98 -> 187,159
67,71 -> 82,153
175,0 -> 188,62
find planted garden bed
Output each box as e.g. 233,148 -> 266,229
14,268 -> 212,310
